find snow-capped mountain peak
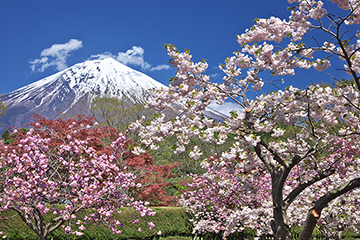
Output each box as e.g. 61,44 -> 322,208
65,58 -> 166,94
0,58 -> 227,132
6,58 -> 166,108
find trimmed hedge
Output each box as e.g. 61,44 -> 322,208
1,207 -> 359,240
0,207 -> 192,240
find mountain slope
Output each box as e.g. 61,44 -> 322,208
0,58 -> 227,132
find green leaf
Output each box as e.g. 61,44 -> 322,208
230,110 -> 239,118
255,47 -> 263,55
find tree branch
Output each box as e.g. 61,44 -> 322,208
10,207 -> 39,236
254,142 -> 275,174
258,140 -> 288,168
299,178 -> 360,240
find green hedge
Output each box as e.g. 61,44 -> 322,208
0,207 -> 192,240
2,207 -> 359,240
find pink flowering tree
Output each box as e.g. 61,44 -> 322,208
0,122 -> 155,240
131,1 -> 360,239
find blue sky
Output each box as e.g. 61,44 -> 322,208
0,0 -> 356,113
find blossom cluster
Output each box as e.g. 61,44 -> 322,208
180,157 -> 273,236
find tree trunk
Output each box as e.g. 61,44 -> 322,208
273,218 -> 292,240
272,173 -> 292,240
271,206 -> 292,240
272,201 -> 292,239
334,230 -> 343,240
38,235 -> 48,240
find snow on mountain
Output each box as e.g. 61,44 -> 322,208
5,58 -> 166,109
0,58 -> 227,132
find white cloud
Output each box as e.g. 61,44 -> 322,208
30,42 -> 169,73
208,101 -> 244,116
88,52 -> 113,60
116,46 -> 147,67
149,64 -> 171,71
90,46 -> 170,71
30,39 -> 83,72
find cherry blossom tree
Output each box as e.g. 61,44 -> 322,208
0,117 -> 156,240
132,1 -> 360,239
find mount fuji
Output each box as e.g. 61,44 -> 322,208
0,58 -> 227,132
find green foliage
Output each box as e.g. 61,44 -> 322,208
90,94 -> 158,144
290,225 -> 323,239
0,128 -> 29,144
0,130 -> 14,144
0,207 -> 192,240
91,95 -> 155,132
